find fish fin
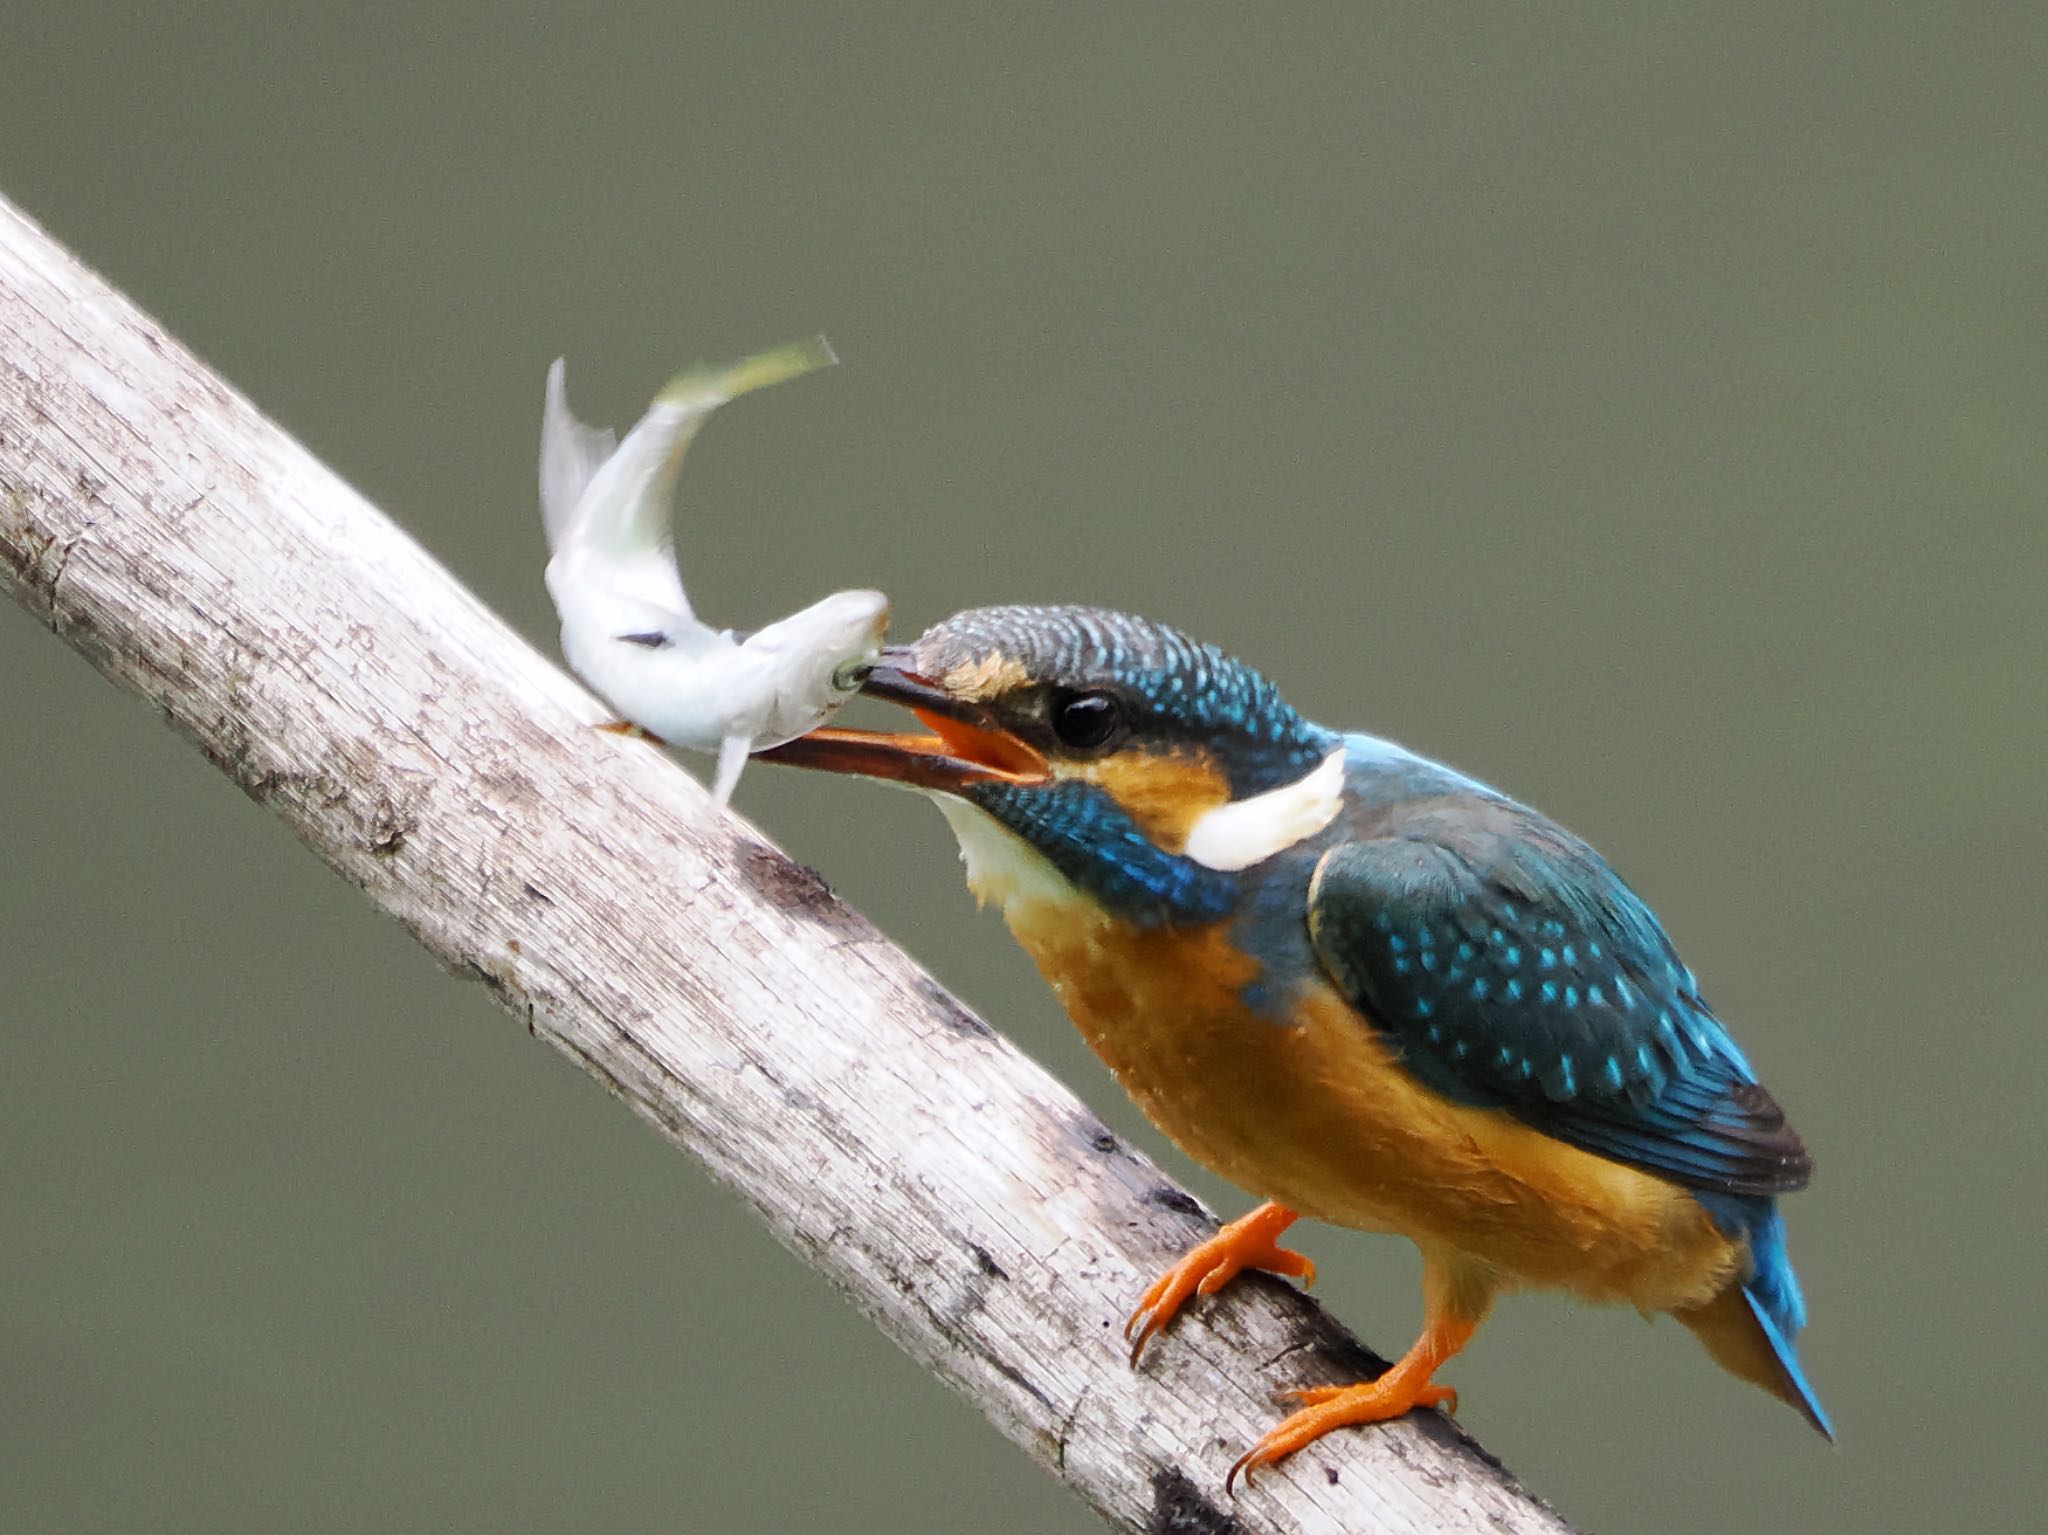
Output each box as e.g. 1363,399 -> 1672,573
710,734 -> 751,809
539,358 -> 619,550
656,336 -> 837,412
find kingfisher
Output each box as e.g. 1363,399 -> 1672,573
761,604 -> 1829,1485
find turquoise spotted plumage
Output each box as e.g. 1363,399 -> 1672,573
1303,750 -> 1827,1435
1306,789 -> 1809,1199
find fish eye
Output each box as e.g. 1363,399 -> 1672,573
1049,688 -> 1124,751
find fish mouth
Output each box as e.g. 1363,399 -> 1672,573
756,648 -> 1050,791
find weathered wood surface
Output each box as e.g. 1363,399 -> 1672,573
0,191 -> 1572,1535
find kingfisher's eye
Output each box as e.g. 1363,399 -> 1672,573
1049,689 -> 1124,751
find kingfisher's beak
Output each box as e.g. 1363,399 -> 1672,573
757,648 -> 1049,791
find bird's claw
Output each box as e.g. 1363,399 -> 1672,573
1225,1376 -> 1458,1494
1124,1204 -> 1312,1364
1282,1380 -> 1456,1414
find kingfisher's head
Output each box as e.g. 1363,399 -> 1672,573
763,606 -> 1345,925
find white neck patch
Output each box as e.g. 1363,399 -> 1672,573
1182,747 -> 1346,872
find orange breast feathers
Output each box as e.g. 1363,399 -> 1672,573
1000,888 -> 1745,1315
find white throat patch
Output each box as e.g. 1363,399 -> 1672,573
929,794 -> 1075,913
1182,748 -> 1346,872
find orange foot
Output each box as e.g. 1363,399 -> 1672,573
1125,1202 -> 1314,1364
1226,1313 -> 1476,1493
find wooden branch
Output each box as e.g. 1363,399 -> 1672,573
0,190 -> 1571,1535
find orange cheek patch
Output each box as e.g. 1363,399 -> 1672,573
1067,750 -> 1231,853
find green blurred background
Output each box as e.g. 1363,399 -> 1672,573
3,5 -> 2041,1530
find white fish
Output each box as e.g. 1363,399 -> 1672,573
539,340 -> 889,807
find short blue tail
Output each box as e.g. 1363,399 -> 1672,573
1739,1284 -> 1833,1438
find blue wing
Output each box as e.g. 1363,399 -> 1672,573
1306,796 -> 1810,1197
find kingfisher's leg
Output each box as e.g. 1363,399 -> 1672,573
1227,1253 -> 1497,1493
1125,1202 -> 1316,1363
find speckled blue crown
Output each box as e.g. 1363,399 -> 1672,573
914,605 -> 1337,793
